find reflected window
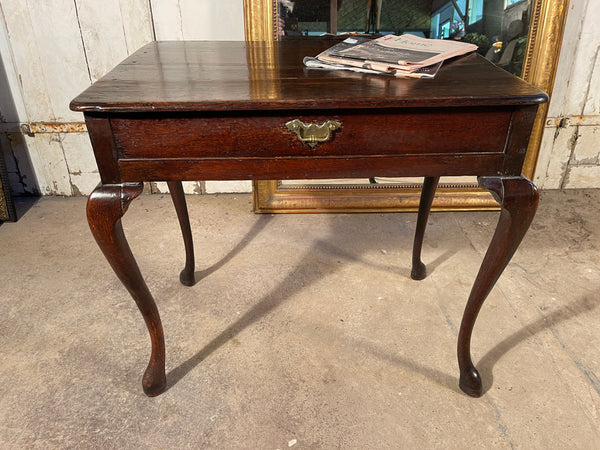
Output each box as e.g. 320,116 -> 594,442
277,0 -> 531,76
468,0 -> 484,24
430,2 -> 465,39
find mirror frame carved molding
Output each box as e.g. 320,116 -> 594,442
243,0 -> 569,213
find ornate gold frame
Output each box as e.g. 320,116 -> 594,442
243,0 -> 569,213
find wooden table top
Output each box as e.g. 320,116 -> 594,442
70,40 -> 547,114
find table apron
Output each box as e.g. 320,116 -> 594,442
84,105 -> 538,184
117,154 -> 506,182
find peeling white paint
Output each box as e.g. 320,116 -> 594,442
571,126 -> 600,163
27,133 -> 72,195
69,172 -> 100,196
563,165 -> 600,189
535,126 -> 577,189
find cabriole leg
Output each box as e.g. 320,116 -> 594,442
167,181 -> 196,286
457,176 -> 539,397
411,176 -> 440,280
87,183 -> 167,396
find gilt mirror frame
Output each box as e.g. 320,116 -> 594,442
244,0 -> 569,213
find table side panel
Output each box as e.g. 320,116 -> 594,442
85,115 -> 122,184
501,105 -> 540,174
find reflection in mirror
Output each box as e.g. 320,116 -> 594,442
277,0 -> 531,76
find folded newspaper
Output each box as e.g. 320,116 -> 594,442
304,34 -> 477,78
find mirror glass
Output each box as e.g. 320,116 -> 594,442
277,0 -> 531,76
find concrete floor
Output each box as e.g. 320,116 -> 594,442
0,189 -> 599,448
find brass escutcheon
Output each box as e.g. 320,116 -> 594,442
285,119 -> 342,148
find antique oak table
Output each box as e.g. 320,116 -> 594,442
71,40 -> 546,397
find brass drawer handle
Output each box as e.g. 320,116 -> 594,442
285,119 -> 341,148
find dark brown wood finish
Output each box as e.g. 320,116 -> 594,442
72,41 -> 546,397
86,183 -> 166,396
83,115 -> 121,184
111,108 -> 512,159
167,181 -> 196,287
458,176 -> 539,397
70,41 -> 546,113
411,176 -> 440,281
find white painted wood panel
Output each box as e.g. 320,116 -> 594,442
563,165 -> 600,188
566,0 -> 598,115
24,0 -> 91,122
571,126 -> 599,163
547,0 -> 589,118
534,126 -> 574,189
75,0 -> 131,82
117,0 -> 155,53
150,0 -> 185,40
151,0 -> 244,40
205,181 -> 252,194
582,49 -> 600,116
27,133 -> 73,195
0,7 -> 28,124
75,0 -> 154,82
180,0 -> 245,40
555,0 -> 597,117
60,131 -> 99,195
535,0 -> 600,189
1,0 -> 56,122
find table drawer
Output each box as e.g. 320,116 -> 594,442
112,108 -> 512,160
